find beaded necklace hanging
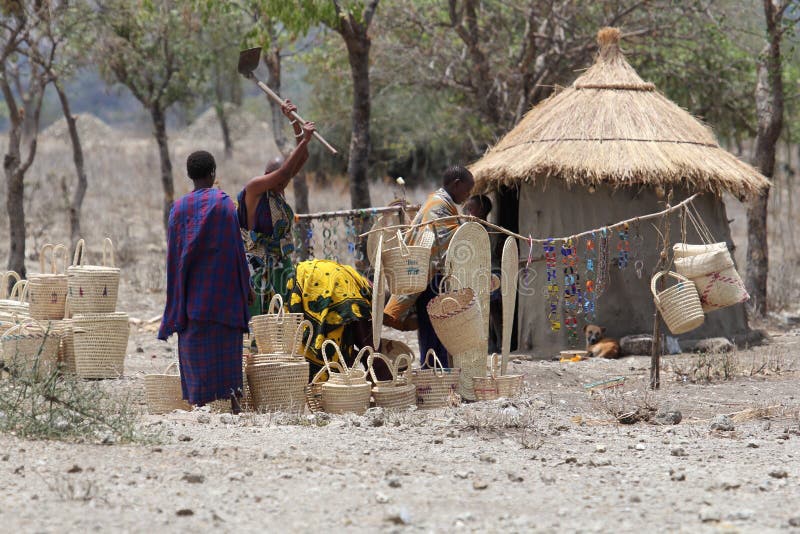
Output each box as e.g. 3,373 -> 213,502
544,238 -> 560,332
321,217 -> 339,262
345,215 -> 358,259
631,220 -> 645,279
617,223 -> 630,270
595,227 -> 611,297
583,233 -> 597,323
561,238 -> 579,347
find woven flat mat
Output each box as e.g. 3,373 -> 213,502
501,237 -> 519,375
372,235 -> 385,349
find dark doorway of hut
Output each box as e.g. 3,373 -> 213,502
494,186 -> 520,353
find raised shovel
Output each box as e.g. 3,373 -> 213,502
237,47 -> 338,155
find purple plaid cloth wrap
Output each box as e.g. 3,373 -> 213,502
158,188 -> 251,404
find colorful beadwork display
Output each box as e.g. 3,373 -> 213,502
595,228 -> 611,298
583,233 -> 597,323
631,220 -> 645,279
617,223 -> 630,270
544,239 -> 560,332
561,239 -> 580,347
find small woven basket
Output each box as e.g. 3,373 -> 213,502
427,276 -> 485,357
66,238 -> 121,315
71,312 -> 130,379
144,362 -> 192,414
651,271 -> 705,335
410,349 -> 462,409
0,319 -> 61,380
367,350 -> 416,410
250,294 -> 307,354
28,244 -> 69,321
382,230 -> 431,295
0,279 -> 30,318
473,353 -> 523,401
312,340 -> 371,415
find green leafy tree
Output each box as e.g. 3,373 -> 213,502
95,0 -> 209,233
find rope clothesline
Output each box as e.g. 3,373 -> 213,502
294,204 -> 420,221
359,193 -> 701,245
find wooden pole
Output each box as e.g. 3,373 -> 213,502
650,190 -> 674,390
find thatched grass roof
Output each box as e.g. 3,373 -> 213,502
471,28 -> 769,198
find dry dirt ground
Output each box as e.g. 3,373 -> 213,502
2,279 -> 799,533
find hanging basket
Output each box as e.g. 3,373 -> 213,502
66,238 -> 121,315
250,294 -> 306,354
367,350 -> 416,410
144,362 -> 192,414
71,312 -> 130,379
28,244 -> 69,321
651,271 -> 705,335
672,242 -> 728,259
0,319 -> 61,380
427,276 -> 485,357
674,247 -> 748,312
382,230 -> 431,295
472,353 -> 524,402
410,349 -> 461,409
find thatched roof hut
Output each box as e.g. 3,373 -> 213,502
471,28 -> 767,357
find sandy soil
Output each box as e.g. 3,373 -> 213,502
2,280 -> 799,533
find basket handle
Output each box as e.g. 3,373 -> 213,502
267,293 -> 285,321
290,320 -> 313,357
394,353 -> 413,378
650,270 -> 688,299
72,239 -> 86,266
8,279 -> 26,302
367,351 -> 397,385
39,243 -> 54,273
1,271 -> 21,299
53,244 -> 68,274
3,317 -> 45,337
395,229 -> 411,257
486,353 -> 500,379
352,345 -> 372,375
437,274 -> 463,294
164,361 -> 180,375
440,296 -> 462,315
310,359 -> 345,385
321,339 -> 352,384
102,238 -> 116,267
422,348 -> 445,377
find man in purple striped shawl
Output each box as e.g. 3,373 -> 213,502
158,151 -> 251,413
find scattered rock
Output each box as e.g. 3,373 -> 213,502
788,517 -> 800,527
669,469 -> 686,481
747,442 -> 759,449
768,469 -> 788,479
446,429 -> 461,438
629,495 -> 642,503
136,347 -> 144,353
595,444 -> 607,453
654,407 -> 682,425
178,434 -> 192,442
1,454 -> 8,461
387,478 -> 402,489
635,443 -> 646,451
365,407 -> 385,427
229,472 -> 244,482
589,458 -> 612,467
507,472 -> 524,482
564,456 -> 578,464
710,415 -> 735,432
176,509 -> 194,517
375,492 -> 390,504
726,510 -> 754,521
433,438 -> 444,445
197,414 -> 211,424
385,509 -> 411,525
99,432 -> 117,445
671,447 -> 688,457
182,473 -> 205,484
620,334 -> 653,356
472,479 -> 489,490
699,508 -> 720,523
220,414 -> 234,425
479,454 -> 496,464
455,471 -> 470,479
540,474 -> 556,485
694,337 -> 734,353
13,465 -> 24,475
67,464 -> 83,474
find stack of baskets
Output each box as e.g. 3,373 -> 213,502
62,239 -> 128,378
306,341 -> 371,415
410,349 -> 461,409
245,321 -> 311,413
473,353 -> 523,401
250,294 -> 306,354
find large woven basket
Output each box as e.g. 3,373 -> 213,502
651,271 -> 705,335
411,349 -> 461,409
250,294 -> 307,354
473,353 -> 523,401
367,350 -> 416,410
674,247 -> 748,312
28,244 -> 69,321
144,362 -> 192,414
0,320 -> 61,380
312,340 -> 371,415
71,312 -> 130,378
427,276 -> 485,357
382,230 -> 431,295
672,241 -> 728,259
67,238 -> 121,315
0,279 -> 30,317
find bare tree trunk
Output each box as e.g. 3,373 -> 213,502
746,0 -> 786,317
341,26 -> 373,209
213,71 -> 233,158
54,80 -> 87,248
150,105 -> 175,235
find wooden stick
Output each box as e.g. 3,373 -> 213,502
358,193 -> 701,244
650,190 -> 674,390
294,204 -> 419,221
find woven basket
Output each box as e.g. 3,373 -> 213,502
382,230 -> 431,295
672,241 -> 728,259
0,319 -> 61,380
674,248 -> 748,312
144,362 -> 192,414
313,340 -> 371,415
28,244 -> 69,321
651,271 -> 705,335
473,353 -> 524,401
58,318 -> 76,374
71,312 -> 130,378
411,349 -> 462,409
427,276 -> 485,357
66,238 -> 121,315
0,279 -> 30,317
367,350 -> 416,410
250,294 -> 307,354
